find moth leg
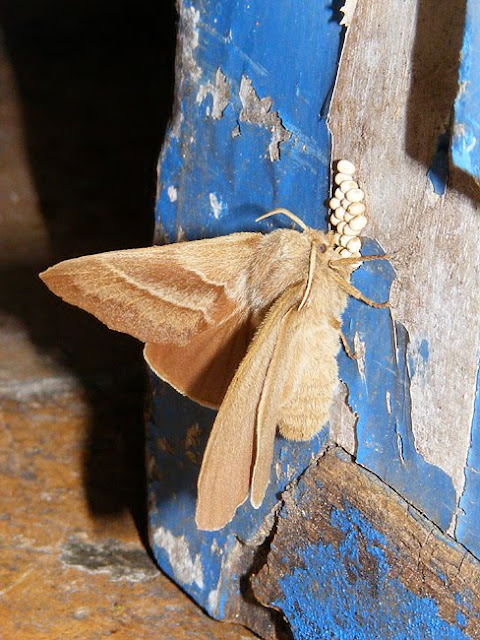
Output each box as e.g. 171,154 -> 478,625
330,271 -> 390,308
329,317 -> 356,359
329,254 -> 389,269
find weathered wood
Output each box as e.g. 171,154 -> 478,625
329,0 -> 479,541
253,449 -> 480,639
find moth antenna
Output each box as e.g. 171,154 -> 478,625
298,244 -> 317,311
329,270 -> 389,309
256,208 -> 309,231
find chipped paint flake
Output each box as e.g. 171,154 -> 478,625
180,5 -> 201,82
169,4 -> 201,138
153,527 -> 204,589
196,68 -> 231,120
184,422 -> 202,464
386,390 -> 392,414
329,382 -> 357,456
239,76 -> 292,161
209,192 -> 223,219
353,332 -> 366,384
167,186 -> 177,202
207,585 -> 220,611
176,226 -> 187,242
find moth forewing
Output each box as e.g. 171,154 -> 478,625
250,306 -> 296,508
195,284 -> 304,531
39,230 -> 309,408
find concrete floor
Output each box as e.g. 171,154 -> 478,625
0,2 -> 255,637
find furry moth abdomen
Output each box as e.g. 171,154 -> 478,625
39,208 -> 388,530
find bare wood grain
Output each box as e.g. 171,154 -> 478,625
253,450 -> 480,638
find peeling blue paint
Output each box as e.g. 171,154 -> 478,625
457,609 -> 468,629
155,0 -> 343,247
339,242 -> 456,532
273,486 -> 470,640
147,378 -> 329,616
419,339 -> 429,363
456,363 -> 480,558
452,0 -> 480,179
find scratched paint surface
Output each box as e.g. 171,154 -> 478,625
147,386 -> 329,617
452,0 -> 480,179
147,0 -> 473,627
272,473 -> 470,640
154,0 -> 341,244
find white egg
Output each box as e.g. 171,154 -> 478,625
347,202 -> 366,215
346,236 -> 362,253
337,159 -> 356,175
345,188 -> 365,203
348,214 -> 368,231
334,172 -> 351,185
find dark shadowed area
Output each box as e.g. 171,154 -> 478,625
0,0 -> 176,542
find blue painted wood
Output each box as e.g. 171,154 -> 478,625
146,0 -> 470,631
452,0 -> 480,178
341,241 -> 456,532
260,452 -> 475,640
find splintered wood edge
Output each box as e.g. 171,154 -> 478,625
252,449 -> 480,635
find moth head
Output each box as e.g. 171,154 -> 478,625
308,229 -> 338,262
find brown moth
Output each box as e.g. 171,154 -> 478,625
39,208 -> 388,530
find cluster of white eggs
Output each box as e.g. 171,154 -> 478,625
329,159 -> 367,258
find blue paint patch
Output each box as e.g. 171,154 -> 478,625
452,0 -> 480,179
456,363 -> 480,559
339,241 -> 456,532
155,0 -> 344,247
427,130 -> 450,195
457,609 -> 467,629
419,338 -> 429,362
274,495 -> 470,639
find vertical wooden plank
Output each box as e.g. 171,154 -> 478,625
329,0 -> 478,541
